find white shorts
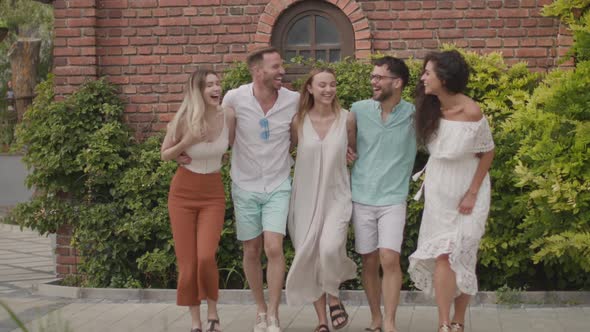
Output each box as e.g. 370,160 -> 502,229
352,202 -> 407,254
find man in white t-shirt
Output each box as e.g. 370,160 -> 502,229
222,47 -> 299,332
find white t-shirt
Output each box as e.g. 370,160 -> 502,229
222,83 -> 299,193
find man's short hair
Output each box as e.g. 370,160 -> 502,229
372,56 -> 410,88
246,47 -> 280,69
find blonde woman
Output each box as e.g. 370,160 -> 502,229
286,68 -> 357,332
161,69 -> 235,332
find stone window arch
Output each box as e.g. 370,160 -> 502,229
271,1 -> 355,63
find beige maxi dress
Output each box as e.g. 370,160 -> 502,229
286,111 -> 357,306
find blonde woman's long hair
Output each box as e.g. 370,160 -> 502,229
297,68 -> 341,130
168,69 -> 217,140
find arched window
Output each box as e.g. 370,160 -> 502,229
271,1 -> 354,63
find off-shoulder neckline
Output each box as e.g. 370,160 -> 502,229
440,116 -> 485,124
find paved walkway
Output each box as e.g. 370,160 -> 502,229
1,224 -> 589,332
0,155 -> 33,209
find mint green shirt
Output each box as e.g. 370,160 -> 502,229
351,99 -> 417,206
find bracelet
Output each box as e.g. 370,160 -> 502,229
466,190 -> 478,196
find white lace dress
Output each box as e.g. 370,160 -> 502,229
408,117 -> 495,297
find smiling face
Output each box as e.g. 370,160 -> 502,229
201,73 -> 222,107
254,51 -> 286,91
421,61 -> 444,95
371,64 -> 398,102
307,71 -> 337,107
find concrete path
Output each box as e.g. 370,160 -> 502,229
0,154 -> 33,210
1,224 -> 589,332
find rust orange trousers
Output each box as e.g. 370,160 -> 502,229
168,166 -> 226,306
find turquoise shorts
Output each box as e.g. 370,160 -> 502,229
231,178 -> 291,241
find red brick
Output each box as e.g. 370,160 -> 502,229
160,36 -> 189,44
221,16 -> 251,24
129,95 -> 159,103
465,29 -> 497,38
191,0 -> 221,4
453,1 -> 470,9
486,39 -> 502,48
516,48 -> 548,57
69,56 -> 97,65
55,28 -> 81,37
465,10 -> 496,18
432,11 -> 464,19
254,33 -> 270,43
129,37 -> 158,45
162,55 -> 192,64
469,40 -> 485,48
499,9 -> 529,18
67,18 -> 96,27
437,30 -> 464,38
159,0 -> 189,6
190,16 -> 221,25
160,17 -> 190,26
192,54 -> 223,62
56,255 -> 80,265
128,0 -> 158,8
398,11 -> 432,20
56,265 -> 71,275
102,56 -> 130,65
498,29 -> 526,37
69,37 -> 96,47
129,18 -> 158,27
98,18 -> 129,27
219,35 -> 250,43
401,30 -> 433,39
527,28 -> 558,37
130,56 -> 161,64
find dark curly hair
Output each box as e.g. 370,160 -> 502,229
414,50 -> 470,145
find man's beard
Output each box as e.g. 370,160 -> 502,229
373,88 -> 393,102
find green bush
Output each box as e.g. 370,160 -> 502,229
508,62 -> 590,289
12,47 -> 588,291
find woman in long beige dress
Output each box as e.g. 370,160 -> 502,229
286,68 -> 357,332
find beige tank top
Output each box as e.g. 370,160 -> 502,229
183,115 -> 229,174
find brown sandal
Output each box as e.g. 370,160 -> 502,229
206,319 -> 221,332
450,322 -> 464,332
438,324 -> 451,332
315,324 -> 330,332
328,301 -> 349,330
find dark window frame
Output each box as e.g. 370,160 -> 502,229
272,1 -> 354,66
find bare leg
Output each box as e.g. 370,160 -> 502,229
243,236 -> 267,315
362,251 -> 383,330
313,293 -> 329,327
207,298 -> 220,318
379,249 -> 402,332
189,305 -> 201,330
434,254 -> 455,327
264,231 -> 285,321
452,293 -> 471,326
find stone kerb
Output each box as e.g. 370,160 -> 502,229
36,280 -> 590,306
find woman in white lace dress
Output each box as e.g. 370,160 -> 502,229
286,68 -> 357,332
408,51 -> 495,332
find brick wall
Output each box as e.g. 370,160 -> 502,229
52,0 -> 571,276
52,0 -> 572,135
